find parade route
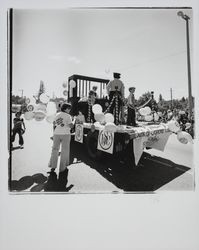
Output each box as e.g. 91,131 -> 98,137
10,119 -> 194,193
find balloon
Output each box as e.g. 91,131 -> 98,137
34,110 -> 46,121
69,80 -> 76,88
62,82 -> 67,88
177,131 -> 193,144
167,120 -> 181,133
63,90 -> 68,96
92,104 -> 103,114
37,103 -> 47,112
139,107 -> 148,116
94,113 -> 105,123
179,110 -> 185,115
40,93 -> 50,104
46,102 -> 56,115
144,106 -> 151,115
25,98 -> 31,104
185,122 -> 191,130
145,115 -> 153,122
104,122 -> 117,132
154,113 -> 159,121
24,111 -> 34,120
104,113 -> 114,123
27,104 -> 35,112
46,114 -> 56,123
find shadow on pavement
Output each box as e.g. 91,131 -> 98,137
70,139 -> 191,192
10,172 -> 73,192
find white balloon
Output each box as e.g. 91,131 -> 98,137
40,94 -> 50,104
139,107 -> 148,116
62,82 -> 67,88
92,104 -> 103,114
37,103 -> 47,112
34,110 -> 46,121
27,104 -> 35,112
168,120 -> 181,133
47,102 -> 57,115
63,90 -> 68,96
154,113 -> 159,121
46,114 -> 56,123
94,113 -> 105,123
69,80 -> 76,88
104,113 -> 114,123
185,122 -> 191,129
24,111 -> 34,120
145,115 -> 153,122
177,131 -> 193,144
104,122 -> 117,132
144,106 -> 151,115
25,98 -> 31,104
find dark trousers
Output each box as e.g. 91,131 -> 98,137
127,107 -> 136,126
12,129 -> 24,146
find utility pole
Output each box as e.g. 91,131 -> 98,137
177,11 -> 192,119
170,88 -> 173,110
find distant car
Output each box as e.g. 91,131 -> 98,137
12,104 -> 21,113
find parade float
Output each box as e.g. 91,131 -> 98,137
24,74 -> 193,169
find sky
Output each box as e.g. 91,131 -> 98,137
12,8 -> 193,101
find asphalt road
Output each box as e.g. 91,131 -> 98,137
10,118 -> 194,193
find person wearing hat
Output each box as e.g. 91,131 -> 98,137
127,87 -> 137,126
106,72 -> 125,123
48,102 -> 74,191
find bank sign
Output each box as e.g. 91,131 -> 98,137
97,130 -> 114,154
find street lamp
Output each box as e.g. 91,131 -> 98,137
177,11 -> 192,119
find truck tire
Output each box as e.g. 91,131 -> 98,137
86,131 -> 103,160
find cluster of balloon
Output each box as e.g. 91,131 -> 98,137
62,81 -> 68,96
24,97 -> 36,121
92,104 -> 116,132
167,120 -> 193,144
139,106 -> 151,116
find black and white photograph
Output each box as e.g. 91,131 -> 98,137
1,1 -> 199,250
8,7 -> 195,193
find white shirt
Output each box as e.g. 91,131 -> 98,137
106,79 -> 124,97
53,112 -> 72,135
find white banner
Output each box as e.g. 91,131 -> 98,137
97,130 -> 114,154
75,124 -> 84,143
133,132 -> 172,165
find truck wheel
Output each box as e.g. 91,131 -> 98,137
86,131 -> 103,160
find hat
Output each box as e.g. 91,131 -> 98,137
129,87 -> 136,91
61,102 -> 71,112
113,72 -> 121,79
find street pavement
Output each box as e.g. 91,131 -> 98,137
10,118 -> 194,193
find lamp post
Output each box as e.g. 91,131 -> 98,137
177,11 -> 192,119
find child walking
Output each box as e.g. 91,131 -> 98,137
48,103 -> 74,191
12,112 -> 26,148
